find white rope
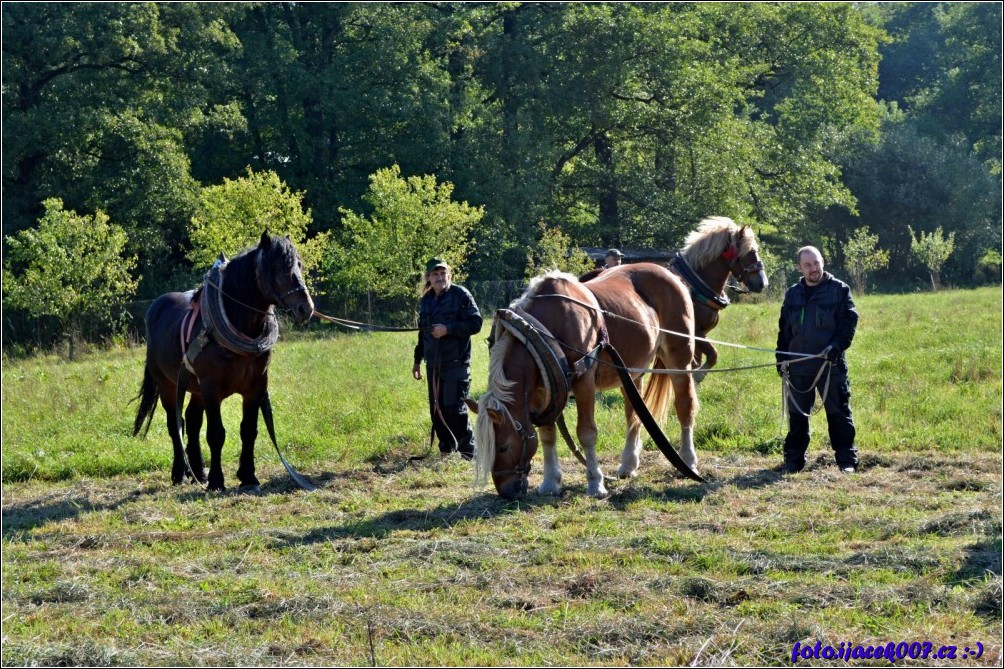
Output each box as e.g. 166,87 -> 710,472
529,293 -> 827,376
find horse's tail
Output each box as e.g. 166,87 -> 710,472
642,358 -> 673,426
132,363 -> 160,438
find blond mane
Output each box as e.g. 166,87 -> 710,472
474,329 -> 516,487
512,270 -> 580,311
681,216 -> 758,271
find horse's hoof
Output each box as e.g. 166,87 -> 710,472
538,481 -> 562,496
239,484 -> 262,494
616,465 -> 639,479
588,485 -> 609,499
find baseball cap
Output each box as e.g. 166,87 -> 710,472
425,257 -> 449,273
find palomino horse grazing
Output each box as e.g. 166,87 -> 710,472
672,216 -> 768,378
475,266 -> 698,499
132,233 -> 314,492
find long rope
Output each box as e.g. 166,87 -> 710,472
531,293 -> 788,357
311,310 -> 422,332
524,294 -> 825,376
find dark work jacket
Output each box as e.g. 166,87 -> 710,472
414,284 -> 483,368
776,272 -> 858,375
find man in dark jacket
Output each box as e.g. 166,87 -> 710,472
776,246 -> 859,473
412,257 -> 482,458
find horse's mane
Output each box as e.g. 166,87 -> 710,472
681,216 -> 758,271
474,330 -> 516,486
513,270 -> 580,310
219,235 -> 298,303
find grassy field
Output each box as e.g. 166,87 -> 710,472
2,287 -> 1001,665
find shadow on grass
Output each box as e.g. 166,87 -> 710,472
266,491 -> 556,547
1,482 -> 164,538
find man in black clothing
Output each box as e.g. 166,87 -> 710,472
412,257 -> 482,458
776,246 -> 860,473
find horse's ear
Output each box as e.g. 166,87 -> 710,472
260,231 -> 272,249
465,398 -> 479,414
487,407 -> 504,426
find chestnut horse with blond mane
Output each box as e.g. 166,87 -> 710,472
580,216 -> 768,380
475,264 -> 698,499
674,216 -> 768,378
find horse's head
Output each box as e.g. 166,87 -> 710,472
256,232 -> 315,325
477,396 -> 538,500
474,333 -> 540,500
726,225 -> 768,293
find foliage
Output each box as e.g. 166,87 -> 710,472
524,224 -> 596,279
975,249 -> 1002,285
332,165 -> 484,300
2,199 -> 138,357
822,117 -> 1000,289
909,225 -> 955,291
1,3 -> 1000,349
842,226 -> 889,295
188,169 -> 329,281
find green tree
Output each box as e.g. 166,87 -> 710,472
332,165 -> 483,300
2,199 -> 138,358
524,225 -> 595,280
188,169 -> 329,281
823,116 -> 999,289
2,4 -> 242,297
909,225 -> 955,291
843,226 -> 889,295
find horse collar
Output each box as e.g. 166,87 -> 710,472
200,258 -> 279,357
669,252 -> 730,311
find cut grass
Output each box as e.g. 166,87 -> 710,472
2,287 -> 1002,665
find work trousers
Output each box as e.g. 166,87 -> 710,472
426,363 -> 475,458
783,367 -> 858,470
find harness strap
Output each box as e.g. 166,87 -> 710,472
602,342 -> 705,483
669,251 -> 730,311
261,391 -> 317,491
495,308 -> 572,427
173,365 -> 202,485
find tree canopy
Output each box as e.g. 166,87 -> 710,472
2,2 -> 1000,350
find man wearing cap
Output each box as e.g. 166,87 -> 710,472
604,249 -> 624,269
412,257 -> 483,459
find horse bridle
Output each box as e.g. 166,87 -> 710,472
491,409 -> 537,488
723,244 -> 765,285
255,247 -> 309,314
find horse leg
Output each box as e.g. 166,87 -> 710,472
158,391 -> 191,485
693,341 -> 717,385
617,380 -> 645,480
537,424 -> 562,496
201,386 -> 227,492
236,394 -> 261,491
574,385 -> 607,498
670,373 -> 700,473
184,398 -> 207,484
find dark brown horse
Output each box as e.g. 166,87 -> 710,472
132,233 -> 314,492
581,217 -> 767,381
475,265 -> 698,499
